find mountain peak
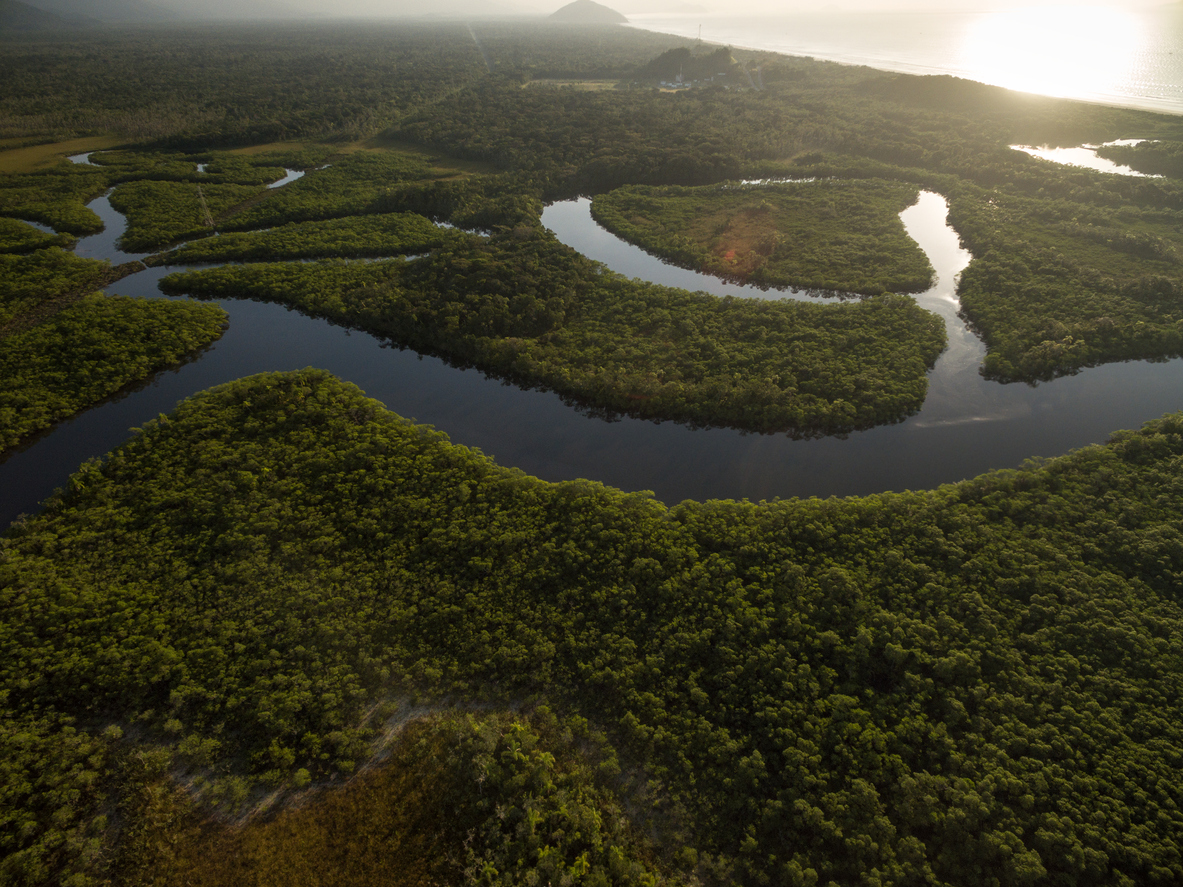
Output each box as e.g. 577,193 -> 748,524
549,0 -> 627,24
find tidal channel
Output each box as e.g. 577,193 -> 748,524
3,179 -> 1183,525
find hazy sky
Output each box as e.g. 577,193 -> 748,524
150,0 -> 1172,20
457,0 -> 1161,12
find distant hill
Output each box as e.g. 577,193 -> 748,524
26,0 -> 177,22
0,0 -> 81,29
550,0 -> 627,24
632,45 -> 739,84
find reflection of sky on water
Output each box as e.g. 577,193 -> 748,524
542,194 -> 1183,492
1010,142 -> 1160,178
8,161 -> 1183,524
18,220 -> 57,235
959,5 -> 1145,101
547,193 -> 1024,430
266,168 -> 305,189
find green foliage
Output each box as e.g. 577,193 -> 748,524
373,173 -> 544,232
593,179 -> 934,294
206,147 -> 337,176
107,180 -> 263,252
7,21 -> 1183,382
0,24 -> 495,146
0,714 -> 113,887
733,151 -> 1183,381
3,369 -> 1183,885
220,150 -> 443,231
161,258 -> 404,319
444,711 -> 675,887
0,294 -> 227,451
150,212 -> 464,266
947,182 -> 1183,380
0,248 -> 112,329
389,45 -> 1183,378
395,78 -> 753,190
0,168 -> 107,236
86,150 -> 210,184
160,230 -> 946,435
1095,139 -> 1183,178
629,46 -> 740,86
115,711 -> 676,887
0,227 -> 229,457
7,22 -> 1183,887
89,149 -> 290,187
0,218 -> 74,254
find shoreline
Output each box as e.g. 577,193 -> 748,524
623,13 -> 1183,118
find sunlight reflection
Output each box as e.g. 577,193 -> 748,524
1010,142 -> 1161,178
959,5 -> 1145,100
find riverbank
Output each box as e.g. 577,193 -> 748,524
7,179 -> 1183,525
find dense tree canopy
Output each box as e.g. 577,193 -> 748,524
0,218 -> 73,254
3,20 -> 1183,887
2,369 -> 1182,886
0,294 -> 227,451
5,23 -> 1183,381
592,179 -> 934,294
161,229 -> 946,435
0,244 -> 226,453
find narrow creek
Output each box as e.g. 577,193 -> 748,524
4,175 -> 1183,525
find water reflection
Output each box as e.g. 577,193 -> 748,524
627,6 -> 1183,115
73,193 -> 151,263
4,187 -> 1183,528
1010,141 -> 1159,178
267,168 -> 305,189
542,194 -> 1183,475
540,196 -> 840,304
960,5 -> 1145,101
542,193 -> 1019,430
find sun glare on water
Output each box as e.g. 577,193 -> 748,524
959,4 -> 1146,101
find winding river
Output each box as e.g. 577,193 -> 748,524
3,165 -> 1183,525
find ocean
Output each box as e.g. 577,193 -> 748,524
627,5 -> 1183,116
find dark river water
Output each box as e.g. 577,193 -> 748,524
3,174 -> 1182,525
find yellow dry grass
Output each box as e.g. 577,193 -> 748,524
224,140 -> 318,157
229,137 -> 495,178
0,136 -> 123,174
130,721 -> 463,887
523,79 -> 621,91
698,205 -> 776,277
360,135 -> 497,176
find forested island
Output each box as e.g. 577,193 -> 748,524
2,18 -> 1183,887
590,179 -> 935,294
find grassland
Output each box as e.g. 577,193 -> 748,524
0,135 -> 123,174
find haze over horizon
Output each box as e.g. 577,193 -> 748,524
25,0 -> 1173,23
232,0 -> 1174,17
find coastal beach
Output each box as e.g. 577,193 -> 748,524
628,5 -> 1183,115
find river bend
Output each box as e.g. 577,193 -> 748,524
3,179 -> 1183,524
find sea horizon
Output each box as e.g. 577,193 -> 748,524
626,6 -> 1183,117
